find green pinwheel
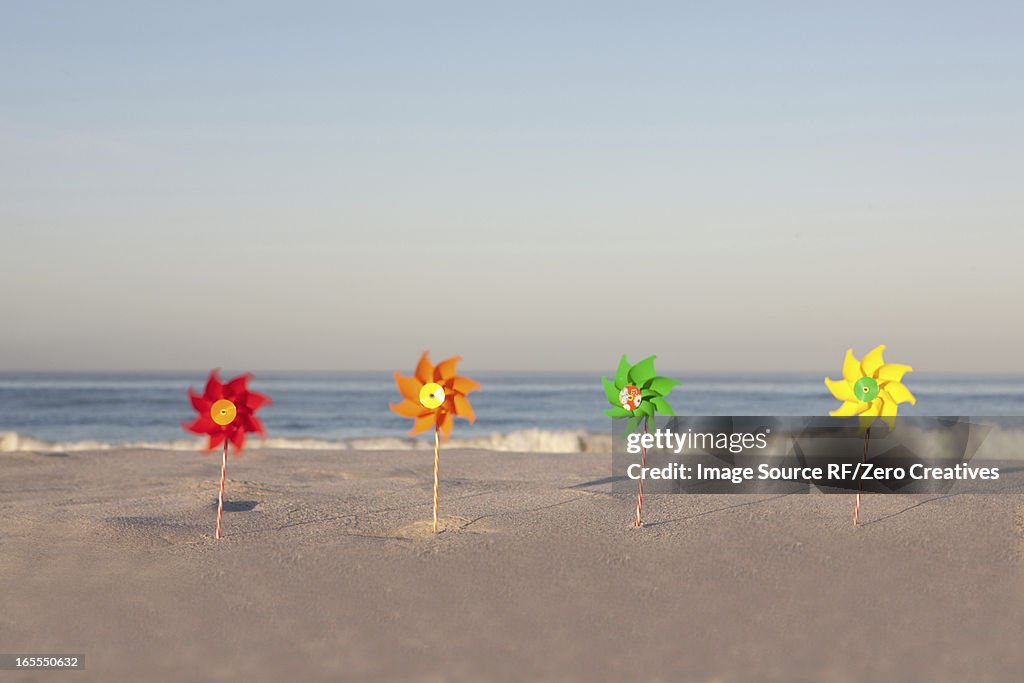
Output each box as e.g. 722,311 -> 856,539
602,354 -> 680,433
603,354 -> 681,528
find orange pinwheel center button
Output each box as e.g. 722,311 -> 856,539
619,385 -> 642,411
210,399 -> 237,426
419,382 -> 446,409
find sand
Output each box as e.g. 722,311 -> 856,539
2,447 -> 1023,682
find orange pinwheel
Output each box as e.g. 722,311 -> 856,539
390,351 -> 480,533
390,351 -> 480,441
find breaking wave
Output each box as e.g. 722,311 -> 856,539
0,429 -> 613,454
6,425 -> 1024,458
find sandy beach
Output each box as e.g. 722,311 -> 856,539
2,447 -> 1023,682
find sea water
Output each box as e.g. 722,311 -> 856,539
0,372 -> 1021,451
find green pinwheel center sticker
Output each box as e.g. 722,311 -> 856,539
854,376 -> 879,402
619,385 -> 642,410
602,355 -> 681,433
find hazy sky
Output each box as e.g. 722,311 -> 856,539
2,2 -> 1022,373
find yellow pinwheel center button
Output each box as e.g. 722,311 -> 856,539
853,377 -> 880,403
419,382 -> 446,410
619,385 -> 642,411
210,399 -> 237,426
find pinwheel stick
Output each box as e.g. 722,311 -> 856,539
216,441 -> 228,540
854,428 -> 870,527
432,425 -> 440,533
634,421 -> 649,528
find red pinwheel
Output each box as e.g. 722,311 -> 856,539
183,370 -> 271,539
184,370 -> 270,453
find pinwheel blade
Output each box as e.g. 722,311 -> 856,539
601,377 -> 620,405
394,372 -> 421,402
614,355 -> 631,389
650,396 -> 674,416
883,381 -> 916,405
861,345 -> 886,378
877,363 -> 912,383
453,394 -> 476,424
414,352 -> 435,384
451,376 -> 481,395
646,376 -> 680,395
842,350 -> 861,385
435,356 -> 461,381
629,356 -> 658,386
824,377 -> 856,402
829,400 -> 867,417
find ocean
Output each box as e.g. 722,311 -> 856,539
1,372 -> 1022,452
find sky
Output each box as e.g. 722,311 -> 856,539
1,2 -> 1022,373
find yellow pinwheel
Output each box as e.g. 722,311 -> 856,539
826,344 -> 916,526
825,344 -> 916,431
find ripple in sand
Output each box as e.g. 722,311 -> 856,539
392,516 -> 494,539
103,515 -> 207,547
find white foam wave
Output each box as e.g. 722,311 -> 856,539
0,429 -> 613,454
8,425 -> 1022,458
